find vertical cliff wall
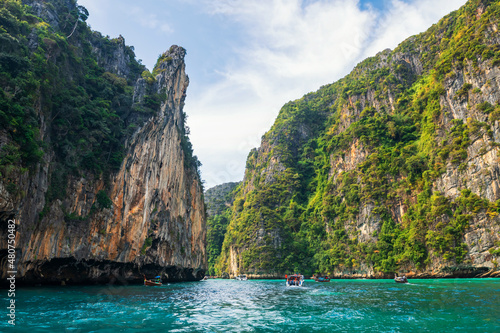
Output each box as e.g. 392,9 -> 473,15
217,0 -> 500,279
109,46 -> 206,278
0,0 -> 206,285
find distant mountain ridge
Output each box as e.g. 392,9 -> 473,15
205,182 -> 241,217
215,0 -> 500,279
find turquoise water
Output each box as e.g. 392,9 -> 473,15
2,279 -> 500,332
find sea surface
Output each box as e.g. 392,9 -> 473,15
2,278 -> 499,332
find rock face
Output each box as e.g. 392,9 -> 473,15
205,182 -> 240,217
108,46 -> 206,279
0,1 -> 206,285
21,0 -> 73,30
218,0 -> 500,279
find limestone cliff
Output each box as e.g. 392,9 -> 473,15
205,182 -> 240,217
0,0 -> 206,285
204,182 -> 240,276
217,0 -> 500,279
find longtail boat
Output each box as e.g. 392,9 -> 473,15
144,275 -> 162,286
314,275 -> 331,282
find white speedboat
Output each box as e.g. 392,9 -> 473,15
286,274 -> 304,287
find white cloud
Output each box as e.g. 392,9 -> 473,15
204,0 -> 374,82
128,6 -> 174,34
187,0 -> 467,188
362,0 -> 467,58
79,0 -> 173,37
79,0 -> 468,189
187,0 -> 376,188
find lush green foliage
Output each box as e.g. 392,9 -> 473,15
1,1 -> 139,176
205,182 -> 240,275
0,1 -> 203,221
218,0 -> 500,276
96,189 -> 113,209
207,212 -> 231,275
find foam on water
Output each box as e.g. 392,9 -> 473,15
2,278 -> 499,332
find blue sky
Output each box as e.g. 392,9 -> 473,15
78,0 -> 467,189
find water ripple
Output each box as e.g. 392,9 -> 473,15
3,279 -> 500,332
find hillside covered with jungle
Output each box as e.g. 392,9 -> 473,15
212,0 -> 500,279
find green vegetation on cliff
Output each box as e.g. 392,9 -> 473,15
216,0 -> 500,277
1,0 -> 140,176
205,182 -> 240,275
0,0 -> 200,214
